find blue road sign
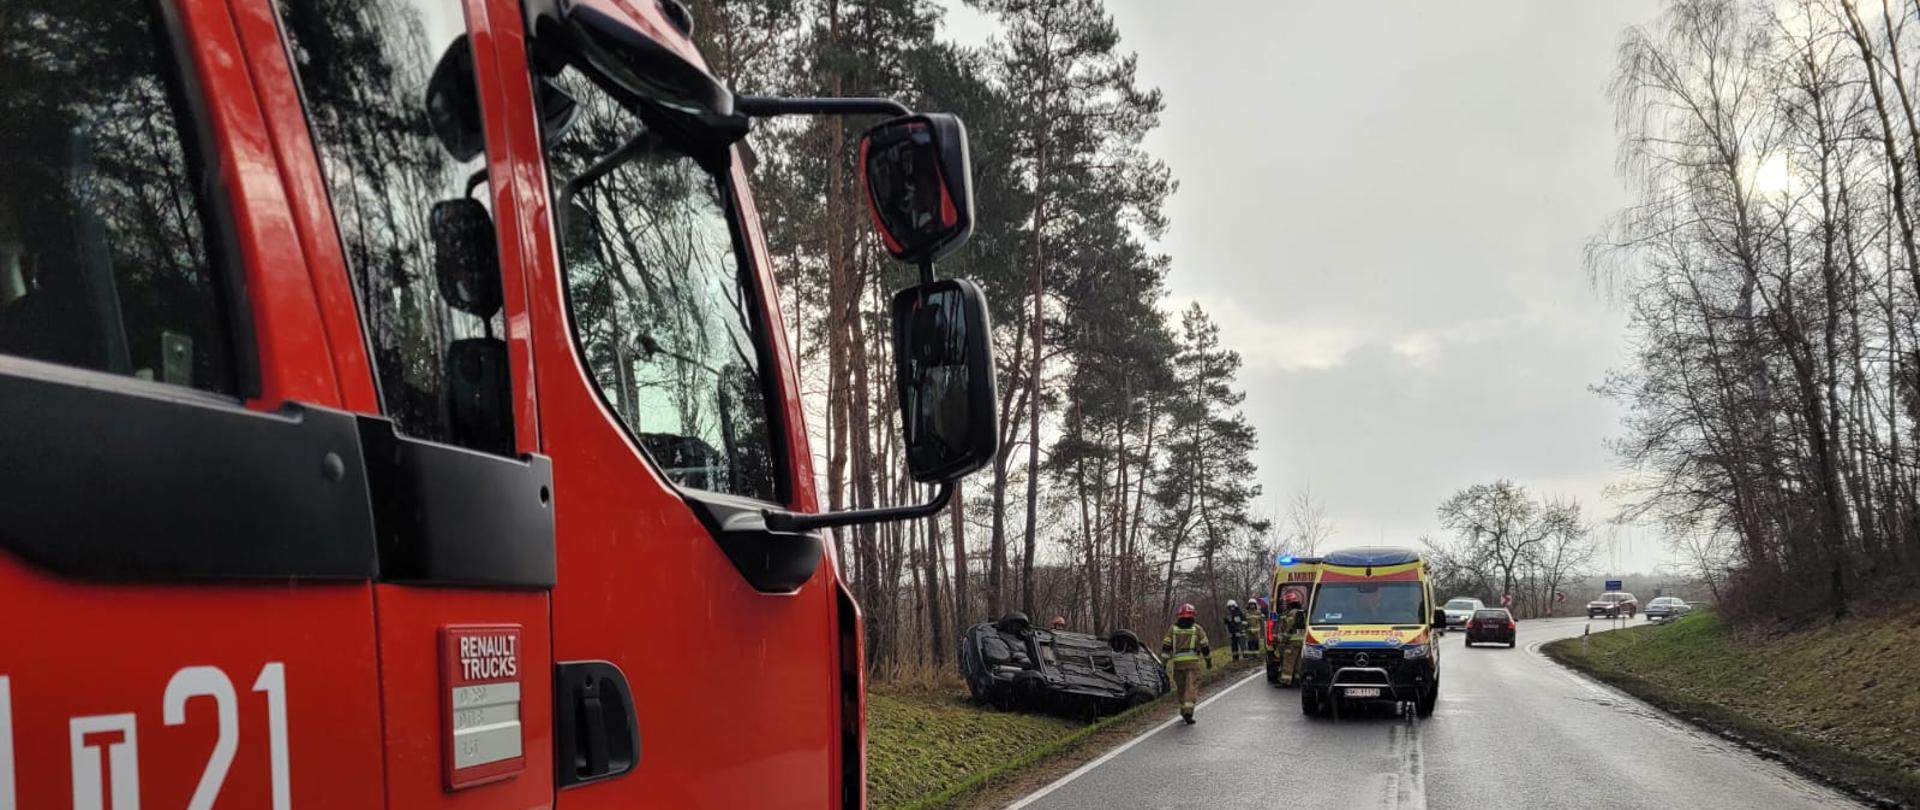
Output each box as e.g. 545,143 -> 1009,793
1605,579 -> 1623,591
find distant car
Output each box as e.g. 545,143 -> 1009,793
1464,608 -> 1516,647
1440,597 -> 1485,631
1586,591 -> 1638,619
958,612 -> 1169,716
1643,596 -> 1691,622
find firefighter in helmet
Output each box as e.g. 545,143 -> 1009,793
1223,599 -> 1246,657
1050,616 -> 1068,631
1162,603 -> 1212,723
1244,595 -> 1266,656
1276,591 -> 1308,686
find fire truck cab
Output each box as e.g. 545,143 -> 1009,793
0,0 -> 994,807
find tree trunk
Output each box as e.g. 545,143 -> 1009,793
823,0 -> 851,586
926,505 -> 948,665
950,478 -> 970,631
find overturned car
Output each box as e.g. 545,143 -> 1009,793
958,612 -> 1170,716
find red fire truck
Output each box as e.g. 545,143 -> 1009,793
0,0 -> 995,806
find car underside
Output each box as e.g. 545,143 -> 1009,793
958,613 -> 1169,717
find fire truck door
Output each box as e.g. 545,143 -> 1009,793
235,0 -> 558,805
0,0 -> 389,806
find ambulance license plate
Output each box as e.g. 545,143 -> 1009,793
1343,687 -> 1381,698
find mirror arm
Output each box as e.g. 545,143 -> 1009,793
736,95 -> 911,118
764,482 -> 953,532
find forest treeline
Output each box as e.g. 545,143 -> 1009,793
688,0 -> 1299,674
1596,0 -> 1920,619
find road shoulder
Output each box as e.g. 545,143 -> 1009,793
934,655 -> 1261,810
1542,618 -> 1920,809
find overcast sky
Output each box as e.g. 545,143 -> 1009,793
938,1 -> 1673,573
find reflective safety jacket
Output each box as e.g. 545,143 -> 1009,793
1281,607 -> 1307,638
1163,623 -> 1210,663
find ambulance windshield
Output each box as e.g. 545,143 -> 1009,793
1310,582 -> 1425,626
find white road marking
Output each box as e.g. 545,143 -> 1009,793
1004,669 -> 1265,809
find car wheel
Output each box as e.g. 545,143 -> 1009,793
1415,683 -> 1437,717
1107,629 -> 1143,653
1301,688 -> 1324,717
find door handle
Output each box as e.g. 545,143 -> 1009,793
554,661 -> 639,788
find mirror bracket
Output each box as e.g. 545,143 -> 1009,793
735,95 -> 911,119
763,483 -> 953,532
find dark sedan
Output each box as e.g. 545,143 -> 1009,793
1464,608 -> 1516,647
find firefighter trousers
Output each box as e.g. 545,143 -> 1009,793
1172,659 -> 1202,717
1278,635 -> 1304,685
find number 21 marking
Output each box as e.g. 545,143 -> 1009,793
162,663 -> 291,810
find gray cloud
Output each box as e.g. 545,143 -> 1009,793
940,1 -> 1669,568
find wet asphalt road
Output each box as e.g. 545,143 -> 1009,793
1009,617 -> 1856,810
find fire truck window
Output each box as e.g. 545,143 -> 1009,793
542,68 -> 781,503
0,1 -> 238,393
275,0 -> 515,455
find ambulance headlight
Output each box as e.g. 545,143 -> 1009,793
1402,643 -> 1429,660
1302,644 -> 1324,660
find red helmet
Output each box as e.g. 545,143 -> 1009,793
1177,603 -> 1196,619
1050,616 -> 1067,628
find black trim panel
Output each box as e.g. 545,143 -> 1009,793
360,416 -> 556,588
0,362 -> 557,587
681,489 -> 823,593
0,363 -> 376,580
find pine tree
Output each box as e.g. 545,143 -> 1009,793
1154,304 -> 1264,619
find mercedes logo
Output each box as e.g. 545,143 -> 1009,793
1355,653 -> 1370,667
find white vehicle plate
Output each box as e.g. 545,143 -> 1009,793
1344,687 -> 1381,698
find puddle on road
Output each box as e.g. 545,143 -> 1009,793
1379,713 -> 1429,810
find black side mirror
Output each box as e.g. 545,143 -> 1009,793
859,113 -> 974,265
892,278 -> 997,482
558,4 -> 748,145
426,35 -> 485,163
430,199 -> 502,318
1432,609 -> 1447,628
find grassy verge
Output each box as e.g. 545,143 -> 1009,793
869,649 -> 1254,810
1543,611 -> 1920,808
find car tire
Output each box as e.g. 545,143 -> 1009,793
996,612 -> 1031,635
1107,629 -> 1143,653
1415,683 -> 1437,717
1301,688 -> 1324,717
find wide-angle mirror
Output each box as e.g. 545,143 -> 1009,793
860,113 -> 974,265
